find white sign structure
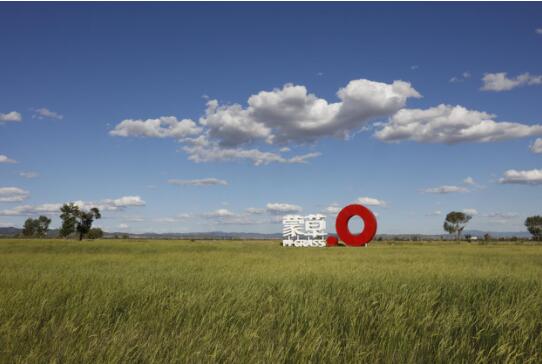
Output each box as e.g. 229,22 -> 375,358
282,214 -> 327,247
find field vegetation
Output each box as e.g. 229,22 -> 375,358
1,239 -> 541,363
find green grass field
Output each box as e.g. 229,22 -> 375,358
1,239 -> 541,363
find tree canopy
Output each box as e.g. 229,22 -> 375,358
443,211 -> 472,240
59,204 -> 101,240
525,216 -> 542,241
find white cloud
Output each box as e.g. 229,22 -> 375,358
266,202 -> 302,214
449,71 -> 471,83
410,65 -> 419,70
201,80 -> 420,146
110,116 -> 202,138
426,210 -> 442,216
76,196 -> 145,211
32,108 -> 63,120
375,104 -> 542,143
118,223 -> 129,229
322,203 -> 341,215
0,111 -> 22,122
245,207 -> 265,214
483,212 -> 519,219
463,177 -> 475,185
205,208 -> 236,218
530,138 -> 542,153
181,137 -> 321,166
0,203 -> 61,216
0,195 -> 145,216
19,171 -> 38,179
0,155 -> 16,164
123,216 -> 145,223
498,169 -> 542,185
462,208 -> 478,216
0,187 -> 29,202
421,185 -> 469,194
357,196 -> 387,207
154,214 -> 192,223
167,178 -> 228,186
110,79 -> 419,166
536,28 -> 542,35
202,209 -> 262,225
481,72 -> 542,92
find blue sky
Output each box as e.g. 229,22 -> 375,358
1,3 -> 542,234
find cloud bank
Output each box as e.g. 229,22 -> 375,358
375,104 -> 542,143
498,169 -> 542,185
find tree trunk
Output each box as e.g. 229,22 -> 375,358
79,230 -> 83,241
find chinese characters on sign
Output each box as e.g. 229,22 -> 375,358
282,214 -> 327,247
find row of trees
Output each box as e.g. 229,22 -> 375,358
22,203 -> 103,240
22,216 -> 51,237
443,211 -> 542,241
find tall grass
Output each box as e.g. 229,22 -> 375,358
0,239 -> 541,363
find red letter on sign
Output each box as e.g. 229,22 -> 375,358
333,204 -> 377,246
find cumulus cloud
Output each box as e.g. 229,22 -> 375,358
266,202 -> 302,214
463,177 -> 475,185
110,116 -> 202,138
375,104 -> 542,143
0,155 -> 16,164
77,196 -> 145,211
530,138 -> 542,153
200,80 -> 420,146
357,196 -> 387,207
32,108 -> 63,120
481,72 -> 542,92
462,208 -> 478,216
0,187 -> 30,202
167,178 -> 228,186
0,111 -> 22,122
426,210 -> 442,216
118,223 -> 129,229
421,185 -> 469,194
498,169 -> 542,185
110,79 -> 420,165
19,171 -> 38,178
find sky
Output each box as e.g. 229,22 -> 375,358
1,3 -> 542,235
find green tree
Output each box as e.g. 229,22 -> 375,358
59,203 -> 79,238
87,227 -> 104,240
75,208 -> 101,241
59,204 -> 102,240
35,215 -> 51,237
443,211 -> 472,240
22,218 -> 36,237
525,215 -> 542,241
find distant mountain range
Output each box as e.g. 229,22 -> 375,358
0,227 -> 532,239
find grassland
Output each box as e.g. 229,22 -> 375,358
0,239 -> 541,363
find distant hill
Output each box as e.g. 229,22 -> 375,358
0,226 -> 532,240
